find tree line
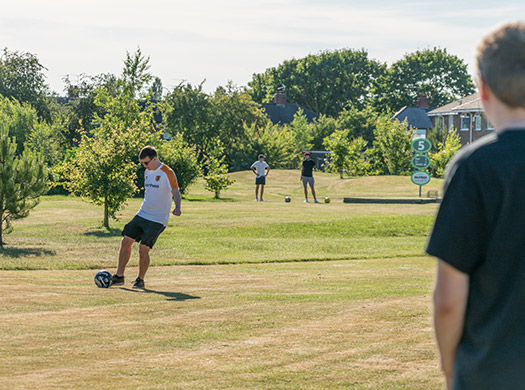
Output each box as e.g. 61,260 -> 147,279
0,46 -> 470,240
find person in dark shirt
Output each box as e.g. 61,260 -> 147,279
428,22 -> 525,390
301,152 -> 319,203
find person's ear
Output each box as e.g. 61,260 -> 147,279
479,78 -> 490,103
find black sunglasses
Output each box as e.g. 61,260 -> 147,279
141,158 -> 153,166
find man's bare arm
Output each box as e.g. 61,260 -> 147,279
433,259 -> 469,390
172,188 -> 182,216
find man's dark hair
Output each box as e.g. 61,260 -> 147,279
139,145 -> 157,160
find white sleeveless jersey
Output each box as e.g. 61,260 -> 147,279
137,163 -> 179,226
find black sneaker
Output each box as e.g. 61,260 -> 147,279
132,277 -> 145,289
112,274 -> 124,286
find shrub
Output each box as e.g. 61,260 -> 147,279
429,130 -> 462,178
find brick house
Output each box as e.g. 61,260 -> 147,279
427,92 -> 494,146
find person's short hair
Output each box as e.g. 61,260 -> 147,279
304,152 -> 311,156
139,145 -> 157,160
258,154 -> 265,159
477,21 -> 525,108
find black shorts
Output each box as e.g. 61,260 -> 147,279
122,215 -> 166,249
255,176 -> 266,185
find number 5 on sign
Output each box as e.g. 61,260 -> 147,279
411,138 -> 432,153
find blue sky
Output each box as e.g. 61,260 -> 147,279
1,0 -> 524,95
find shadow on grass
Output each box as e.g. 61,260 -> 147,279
121,287 -> 200,301
0,246 -> 56,258
185,196 -> 237,202
84,227 -> 122,238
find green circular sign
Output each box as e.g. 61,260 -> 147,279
411,138 -> 432,153
411,154 -> 431,169
411,171 -> 431,186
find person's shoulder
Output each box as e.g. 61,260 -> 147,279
447,133 -> 498,170
443,132 -> 501,188
160,164 -> 175,175
160,164 -> 179,189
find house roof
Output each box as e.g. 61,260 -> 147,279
428,92 -> 481,115
260,103 -> 319,125
393,106 -> 433,129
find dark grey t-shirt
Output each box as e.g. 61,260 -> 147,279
302,159 -> 316,177
427,129 -> 525,389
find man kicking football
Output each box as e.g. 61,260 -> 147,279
112,145 -> 181,289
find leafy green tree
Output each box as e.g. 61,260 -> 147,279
61,123 -> 147,228
0,122 -> 47,246
62,73 -> 118,140
162,82 -> 270,165
150,134 -> 201,195
151,77 -> 163,100
324,129 -> 351,178
202,141 -> 234,199
289,108 -> 313,167
426,123 -> 450,153
310,115 -> 337,150
0,48 -> 51,121
249,49 -> 386,117
0,94 -> 39,154
232,122 -> 297,171
375,48 -> 475,112
337,104 -> 386,145
121,47 -> 153,99
209,83 -> 269,155
346,137 -> 370,176
61,79 -> 154,228
370,118 -> 413,175
24,120 -> 68,168
62,48 -> 154,142
162,82 -> 212,152
430,130 -> 462,178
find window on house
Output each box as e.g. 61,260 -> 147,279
460,115 -> 470,131
448,115 -> 455,131
487,118 -> 494,131
475,114 -> 482,131
435,117 -> 443,129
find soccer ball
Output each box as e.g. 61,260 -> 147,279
285,196 -> 291,202
324,197 -> 331,203
94,270 -> 112,288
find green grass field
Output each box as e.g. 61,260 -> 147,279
0,171 -> 444,389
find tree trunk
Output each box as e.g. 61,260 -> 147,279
0,211 -> 3,247
103,197 -> 109,229
340,169 -> 343,179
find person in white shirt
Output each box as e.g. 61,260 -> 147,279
250,154 -> 270,202
112,145 -> 181,289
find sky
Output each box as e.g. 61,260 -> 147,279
1,0 -> 524,95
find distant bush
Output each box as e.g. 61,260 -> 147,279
429,130 -> 462,178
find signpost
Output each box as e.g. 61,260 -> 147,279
411,139 -> 432,197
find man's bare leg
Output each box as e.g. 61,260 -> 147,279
138,244 -> 151,280
310,185 -> 317,202
116,236 -> 135,276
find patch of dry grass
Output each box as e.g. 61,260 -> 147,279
0,258 -> 442,389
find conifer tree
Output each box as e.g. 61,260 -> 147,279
0,123 -> 47,246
